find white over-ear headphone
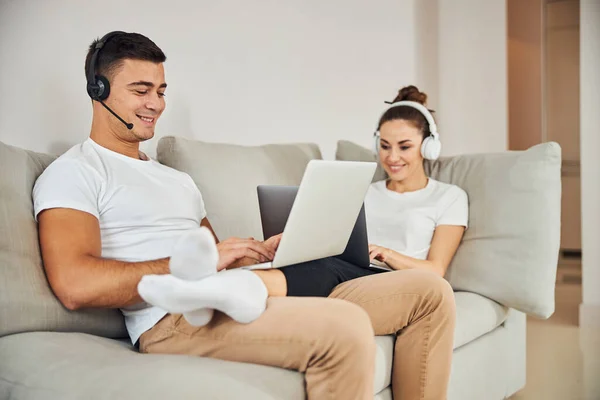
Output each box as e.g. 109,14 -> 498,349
373,101 -> 442,161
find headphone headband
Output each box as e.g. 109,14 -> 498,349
86,31 -> 127,87
377,100 -> 438,137
85,31 -> 135,130
373,100 -> 442,160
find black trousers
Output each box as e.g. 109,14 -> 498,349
280,257 -> 387,297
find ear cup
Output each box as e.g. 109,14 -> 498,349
421,133 -> 442,160
87,75 -> 110,101
86,31 -> 125,101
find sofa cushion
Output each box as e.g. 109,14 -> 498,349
336,141 -> 561,318
453,292 -> 508,349
0,141 -> 127,339
0,332 -> 305,400
336,140 -> 388,182
448,309 -> 526,400
424,143 -> 561,318
157,136 -> 322,241
0,331 -> 393,398
374,335 -> 394,394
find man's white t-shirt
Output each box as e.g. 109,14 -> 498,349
364,179 -> 468,261
33,138 -> 207,344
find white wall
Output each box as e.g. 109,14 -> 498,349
0,0 -> 417,160
580,0 -> 600,328
436,0 -> 508,156
414,0 -> 508,156
580,3 -> 600,395
0,0 -> 508,159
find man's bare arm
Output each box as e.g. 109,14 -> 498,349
38,208 -> 169,311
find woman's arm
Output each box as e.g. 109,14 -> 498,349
369,225 -> 466,277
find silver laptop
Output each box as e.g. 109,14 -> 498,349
258,187 -> 391,272
244,160 -> 377,270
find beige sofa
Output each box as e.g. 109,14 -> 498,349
0,136 -> 562,399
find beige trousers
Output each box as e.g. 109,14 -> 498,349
140,269 -> 456,400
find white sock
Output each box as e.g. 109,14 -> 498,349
170,227 -> 218,280
168,227 -> 219,326
138,269 -> 268,324
183,309 -> 215,326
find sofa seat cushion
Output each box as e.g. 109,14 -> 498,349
374,335 -> 394,394
371,291 -> 510,392
453,291 -> 509,349
0,332 -> 305,400
157,136 -> 322,241
0,331 -> 394,398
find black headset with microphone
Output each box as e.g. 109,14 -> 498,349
86,31 -> 134,130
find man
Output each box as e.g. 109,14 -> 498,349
34,32 -> 456,400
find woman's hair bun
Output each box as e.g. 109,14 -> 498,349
393,85 -> 427,105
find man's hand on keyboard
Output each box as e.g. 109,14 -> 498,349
216,237 -> 275,271
263,233 -> 283,253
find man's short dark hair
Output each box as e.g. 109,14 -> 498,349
84,32 -> 167,81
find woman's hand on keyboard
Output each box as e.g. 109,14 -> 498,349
369,244 -> 391,263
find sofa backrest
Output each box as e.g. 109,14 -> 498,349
157,136 -> 323,240
335,140 -> 388,182
0,141 -> 127,338
336,140 -> 562,319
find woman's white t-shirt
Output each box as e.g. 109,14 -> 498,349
364,179 -> 468,261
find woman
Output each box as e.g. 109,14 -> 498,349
139,85 -> 467,400
366,85 -> 468,276
256,85 -> 467,294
